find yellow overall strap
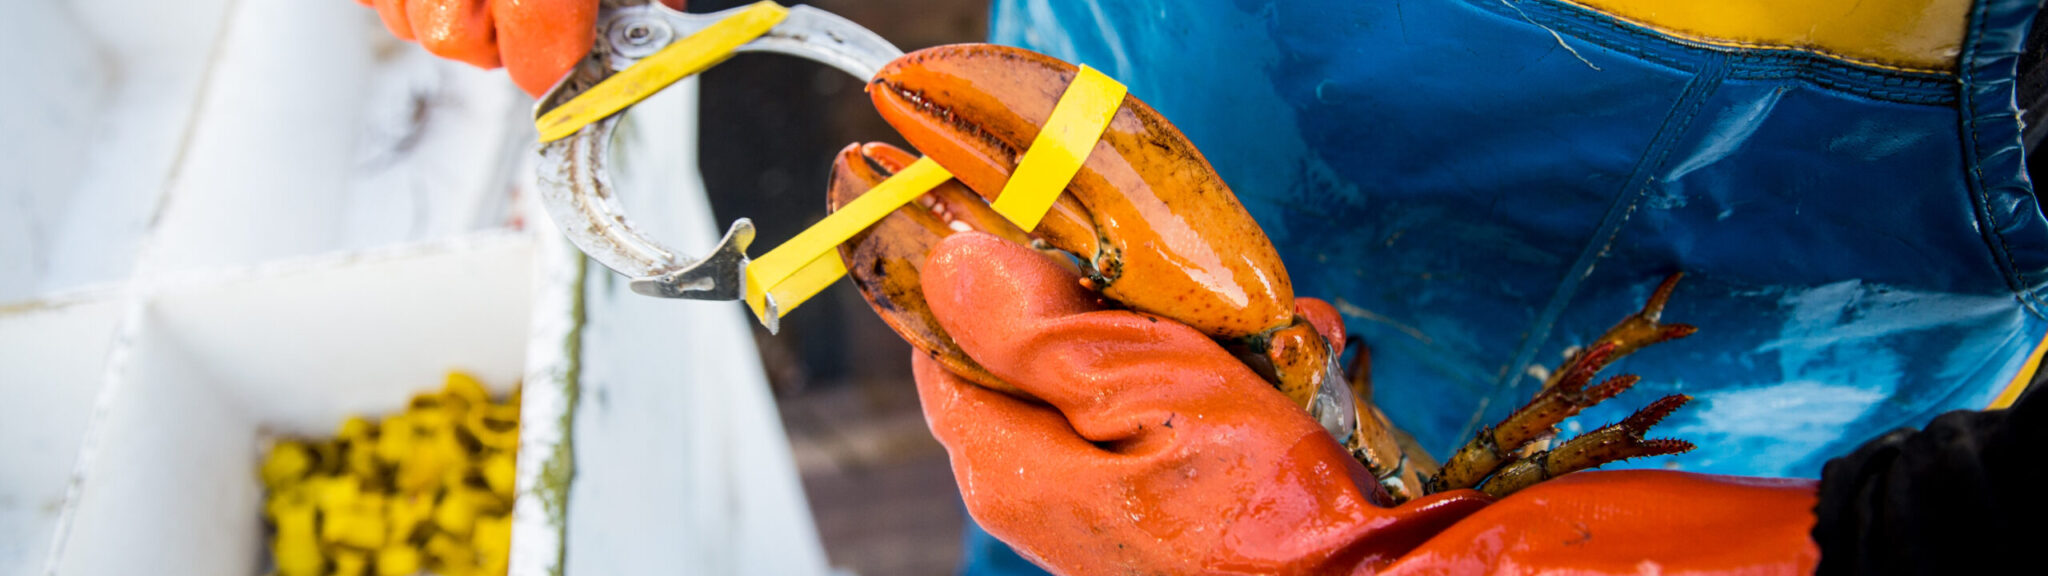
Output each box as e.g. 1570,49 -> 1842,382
1990,332 -> 2046,409
535,1 -> 789,142
1559,0 -> 1969,73
743,65 -> 1127,325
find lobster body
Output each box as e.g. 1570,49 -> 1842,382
835,44 -> 1694,502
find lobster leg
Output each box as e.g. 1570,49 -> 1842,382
1429,273 -> 1698,494
1476,395 -> 1695,497
1353,403 -> 1431,502
1338,341 -> 1434,503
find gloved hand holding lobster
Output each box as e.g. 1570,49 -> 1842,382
829,45 -> 1819,574
908,230 -> 1820,574
367,1 -> 2044,573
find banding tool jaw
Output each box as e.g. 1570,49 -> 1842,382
530,0 -> 902,330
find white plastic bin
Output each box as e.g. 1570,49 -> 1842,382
51,236 -> 532,576
1,0 -> 828,574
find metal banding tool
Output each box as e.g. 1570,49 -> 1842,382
527,2 -> 1362,446
530,1 -> 902,325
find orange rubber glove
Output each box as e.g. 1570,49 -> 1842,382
358,0 -> 685,97
914,231 -> 1823,575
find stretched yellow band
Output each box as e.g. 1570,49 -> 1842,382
744,157 -> 952,321
991,66 -> 1126,230
534,1 -> 790,142
743,65 -> 1127,325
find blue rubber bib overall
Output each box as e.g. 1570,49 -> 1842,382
965,0 -> 2046,572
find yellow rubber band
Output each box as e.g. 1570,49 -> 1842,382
743,65 -> 1127,327
990,65 -> 1126,231
1990,330 -> 2047,409
534,1 -> 789,142
744,253 -> 849,323
744,157 -> 952,321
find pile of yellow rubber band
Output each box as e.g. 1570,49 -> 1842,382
259,372 -> 520,576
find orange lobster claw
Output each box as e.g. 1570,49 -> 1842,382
869,45 -> 1296,341
867,45 -> 1354,455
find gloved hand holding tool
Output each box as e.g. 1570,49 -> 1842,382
356,0 -> 684,97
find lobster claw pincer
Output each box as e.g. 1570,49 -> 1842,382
827,142 -> 1030,396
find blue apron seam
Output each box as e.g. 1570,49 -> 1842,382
1457,52 -> 1733,444
1726,56 -> 1955,105
1957,0 -> 2048,318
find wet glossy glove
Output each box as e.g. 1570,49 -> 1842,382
914,232 -> 1822,575
357,0 -> 684,97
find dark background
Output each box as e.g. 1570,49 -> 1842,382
692,1 -> 991,574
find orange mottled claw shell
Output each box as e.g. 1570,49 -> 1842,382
869,44 -> 1295,341
828,142 -> 1028,396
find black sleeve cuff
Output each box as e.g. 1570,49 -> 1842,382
1812,378 -> 2045,575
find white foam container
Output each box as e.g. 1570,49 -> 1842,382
47,235 -> 536,576
1,0 -> 828,574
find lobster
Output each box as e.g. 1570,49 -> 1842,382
831,44 -> 1695,503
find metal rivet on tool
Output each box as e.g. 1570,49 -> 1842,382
609,16 -> 674,59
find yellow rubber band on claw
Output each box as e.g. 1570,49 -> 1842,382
744,253 -> 848,325
991,65 -> 1125,231
744,157 -> 951,321
535,1 -> 790,142
741,65 -> 1126,327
